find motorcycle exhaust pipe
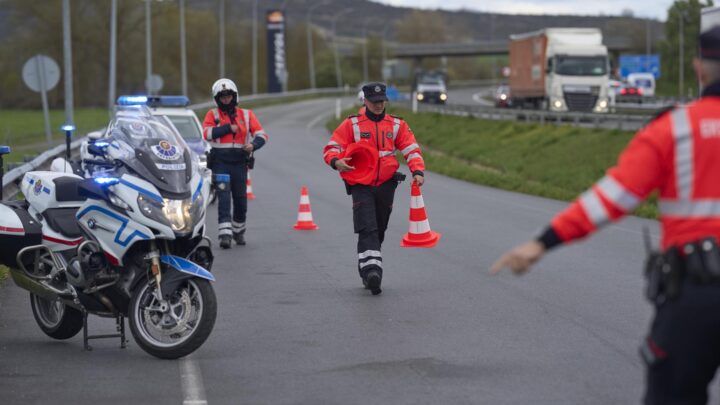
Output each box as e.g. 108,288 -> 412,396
8,268 -> 83,311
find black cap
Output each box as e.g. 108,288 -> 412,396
362,82 -> 388,102
700,26 -> 720,60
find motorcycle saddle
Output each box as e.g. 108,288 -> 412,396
43,207 -> 83,238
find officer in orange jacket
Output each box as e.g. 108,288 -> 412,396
324,82 -> 425,295
202,78 -> 268,249
491,27 -> 720,404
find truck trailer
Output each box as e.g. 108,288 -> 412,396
509,28 -> 610,113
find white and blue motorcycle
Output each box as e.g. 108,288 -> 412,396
4,106 -> 216,359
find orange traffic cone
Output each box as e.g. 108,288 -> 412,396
401,181 -> 441,248
293,186 -> 319,230
246,172 -> 256,200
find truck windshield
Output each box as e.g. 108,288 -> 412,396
554,56 -> 607,76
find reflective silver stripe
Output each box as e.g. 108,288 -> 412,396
407,153 -> 423,162
359,259 -> 383,269
219,222 -> 232,230
392,118 -> 400,141
212,109 -> 220,123
218,228 -> 233,236
659,200 -> 720,217
328,140 -> 341,147
401,143 -> 419,156
244,109 -> 251,144
379,151 -> 394,157
671,108 -> 693,200
351,117 -> 361,142
253,130 -> 266,137
232,221 -> 246,230
359,250 -> 381,259
211,143 -> 244,149
205,127 -> 214,141
596,175 -> 641,212
579,190 -> 609,227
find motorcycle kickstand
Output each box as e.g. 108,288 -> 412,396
82,311 -> 128,351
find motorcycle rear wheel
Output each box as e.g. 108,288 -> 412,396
29,293 -> 83,340
129,278 -> 217,359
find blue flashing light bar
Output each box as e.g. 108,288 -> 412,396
93,141 -> 110,148
0,146 -> 11,155
117,95 -> 149,105
116,95 -> 189,108
61,124 -> 76,132
94,177 -> 120,186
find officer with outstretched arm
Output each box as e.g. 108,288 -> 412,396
490,27 -> 720,404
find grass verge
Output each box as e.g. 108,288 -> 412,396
0,108 -> 110,165
327,107 -> 658,218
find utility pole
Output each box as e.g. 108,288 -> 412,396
108,0 -> 117,110
62,0 -> 74,126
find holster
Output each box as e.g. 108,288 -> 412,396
247,153 -> 255,170
644,247 -> 682,304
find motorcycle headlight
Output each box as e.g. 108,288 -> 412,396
162,198 -> 193,234
137,194 -> 171,228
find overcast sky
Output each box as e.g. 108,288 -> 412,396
372,0 -> 674,21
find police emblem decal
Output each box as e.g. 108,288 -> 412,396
374,86 -> 381,93
33,179 -> 43,195
152,140 -> 180,160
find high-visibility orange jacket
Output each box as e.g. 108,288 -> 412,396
541,83 -> 720,251
324,113 -> 425,186
202,107 -> 268,149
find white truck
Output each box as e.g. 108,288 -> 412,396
509,28 -> 610,113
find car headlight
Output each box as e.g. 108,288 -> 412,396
439,93 -> 448,101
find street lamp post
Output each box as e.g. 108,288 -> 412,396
62,0 -> 74,127
306,1 -> 325,89
108,0 -> 117,110
180,0 -> 188,95
252,0 -> 258,94
362,21 -> 370,84
381,24 -> 392,80
332,8 -> 353,89
679,11 -> 684,99
145,0 -> 152,95
219,0 -> 225,78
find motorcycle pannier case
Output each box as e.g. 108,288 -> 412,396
0,201 -> 42,267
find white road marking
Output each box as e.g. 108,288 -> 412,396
180,357 -> 208,405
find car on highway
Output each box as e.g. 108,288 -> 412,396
627,72 -> 655,98
615,82 -> 644,104
495,85 -> 512,108
414,75 -> 448,104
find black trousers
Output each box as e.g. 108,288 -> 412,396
213,160 -> 248,237
351,179 -> 398,279
642,280 -> 720,405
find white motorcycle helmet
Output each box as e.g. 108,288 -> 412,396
211,78 -> 239,109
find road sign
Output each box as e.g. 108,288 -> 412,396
22,55 -> 60,146
619,54 -> 660,79
22,55 -> 60,92
145,74 -> 164,94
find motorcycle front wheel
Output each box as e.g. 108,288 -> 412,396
29,293 -> 83,340
128,278 -> 217,359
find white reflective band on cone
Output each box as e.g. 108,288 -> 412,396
298,212 -> 314,221
579,190 -> 609,227
596,175 -> 641,211
410,196 -> 426,209
410,219 -> 431,234
359,250 -> 381,259
300,195 -> 310,204
360,259 -> 383,269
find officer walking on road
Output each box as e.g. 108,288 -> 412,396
203,78 -> 268,249
490,26 -> 720,404
324,82 -> 425,295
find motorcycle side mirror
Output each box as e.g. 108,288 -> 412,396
87,143 -> 106,157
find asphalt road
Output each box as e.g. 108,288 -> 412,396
1,97 -> 707,404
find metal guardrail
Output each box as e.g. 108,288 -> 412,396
189,87 -> 345,111
399,101 -> 651,131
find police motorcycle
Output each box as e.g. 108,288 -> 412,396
5,105 -> 216,359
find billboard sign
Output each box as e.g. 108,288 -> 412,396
266,10 -> 287,93
619,54 -> 660,79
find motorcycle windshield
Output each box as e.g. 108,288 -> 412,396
107,107 -> 194,197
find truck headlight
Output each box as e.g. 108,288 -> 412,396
553,100 -> 563,109
416,93 -> 424,101
439,93 -> 448,101
598,99 -> 608,109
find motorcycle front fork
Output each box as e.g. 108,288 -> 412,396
147,240 -> 163,302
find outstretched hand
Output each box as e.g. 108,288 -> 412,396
335,157 -> 355,172
489,240 -> 546,276
413,175 -> 424,187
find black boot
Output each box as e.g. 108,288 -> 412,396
233,232 -> 246,245
365,270 -> 382,295
219,235 -> 232,249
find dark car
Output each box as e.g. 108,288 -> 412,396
616,83 -> 643,104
